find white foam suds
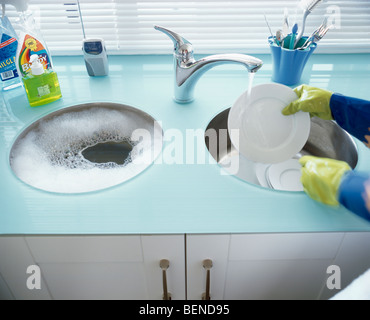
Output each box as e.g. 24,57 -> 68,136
10,107 -> 162,193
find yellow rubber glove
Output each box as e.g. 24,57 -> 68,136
282,85 -> 334,120
299,156 -> 351,206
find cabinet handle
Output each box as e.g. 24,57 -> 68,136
160,259 -> 172,300
202,259 -> 213,300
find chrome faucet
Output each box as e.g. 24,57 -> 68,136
154,25 -> 263,103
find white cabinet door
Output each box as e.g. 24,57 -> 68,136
0,236 -> 51,300
20,234 -> 185,300
187,233 -> 344,300
319,232 -> 370,300
141,235 -> 186,300
186,234 -> 230,300
0,272 -> 13,300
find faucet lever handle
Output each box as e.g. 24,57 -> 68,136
154,25 -> 193,54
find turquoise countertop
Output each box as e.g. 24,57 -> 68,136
1,54 -> 370,235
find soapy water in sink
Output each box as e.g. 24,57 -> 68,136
10,107 -> 162,193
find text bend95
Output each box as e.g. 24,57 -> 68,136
139,303 -> 230,317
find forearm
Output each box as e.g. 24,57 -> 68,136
338,171 -> 370,222
330,94 -> 370,146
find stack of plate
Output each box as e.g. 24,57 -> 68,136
255,159 -> 304,191
227,83 -> 311,192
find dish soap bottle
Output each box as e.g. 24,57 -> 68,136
22,54 -> 62,107
0,15 -> 21,91
15,10 -> 62,106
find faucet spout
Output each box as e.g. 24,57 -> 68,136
154,25 -> 263,104
176,53 -> 263,103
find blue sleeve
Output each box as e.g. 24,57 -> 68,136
338,171 -> 370,222
330,93 -> 370,147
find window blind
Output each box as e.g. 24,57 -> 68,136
3,0 -> 370,55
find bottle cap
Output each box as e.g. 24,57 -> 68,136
29,54 -> 44,76
1,0 -> 29,12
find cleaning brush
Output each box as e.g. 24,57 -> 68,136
289,23 -> 298,50
294,0 -> 324,47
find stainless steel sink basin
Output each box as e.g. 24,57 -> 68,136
205,108 -> 358,190
10,102 -> 163,194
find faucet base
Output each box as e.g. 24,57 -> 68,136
174,97 -> 194,104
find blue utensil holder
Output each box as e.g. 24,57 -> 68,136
269,36 -> 317,86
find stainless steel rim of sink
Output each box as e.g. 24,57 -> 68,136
205,108 -> 358,190
9,102 -> 163,194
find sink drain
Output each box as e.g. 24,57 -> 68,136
81,140 -> 135,166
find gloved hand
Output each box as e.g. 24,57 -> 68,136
299,156 -> 351,206
282,85 -> 334,120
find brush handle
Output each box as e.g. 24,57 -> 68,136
295,0 -> 323,47
289,34 -> 296,50
307,0 -> 323,12
295,10 -> 309,48
289,24 -> 298,50
0,0 -> 28,12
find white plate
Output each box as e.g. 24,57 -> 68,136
228,83 -> 310,164
254,163 -> 271,188
267,159 -> 303,191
